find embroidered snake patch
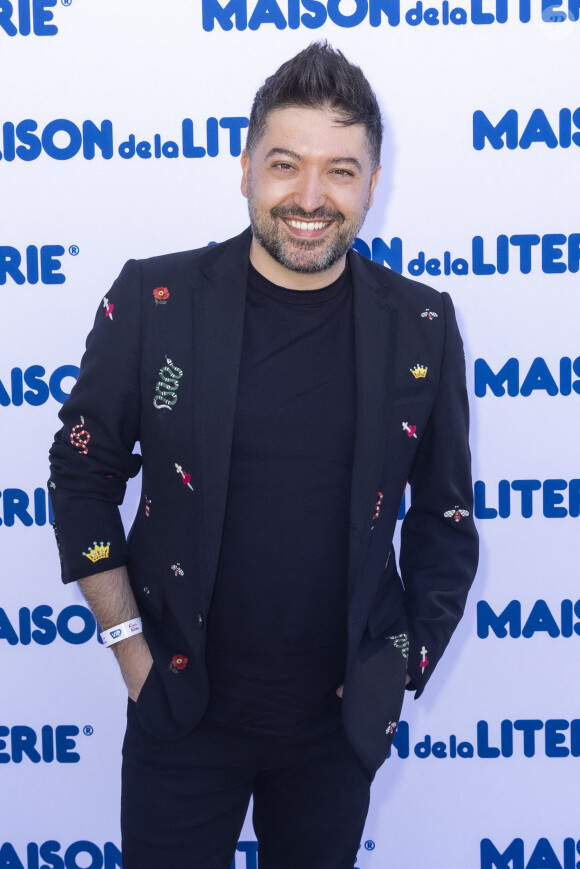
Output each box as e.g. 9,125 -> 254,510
153,357 -> 183,410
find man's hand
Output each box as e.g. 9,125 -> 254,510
79,566 -> 153,701
115,633 -> 153,702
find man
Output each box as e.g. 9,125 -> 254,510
49,42 -> 478,869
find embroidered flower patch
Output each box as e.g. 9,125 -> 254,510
153,287 -> 170,306
168,654 -> 188,673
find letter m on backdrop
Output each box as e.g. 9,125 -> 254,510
202,0 -> 247,30
481,838 -> 525,869
473,110 -> 519,150
474,358 -> 519,397
477,601 -> 522,638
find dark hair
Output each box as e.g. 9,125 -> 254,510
246,41 -> 383,169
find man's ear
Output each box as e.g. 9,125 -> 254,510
241,150 -> 250,199
367,165 -> 381,210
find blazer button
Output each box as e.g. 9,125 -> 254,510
198,613 -> 204,629
143,586 -> 150,595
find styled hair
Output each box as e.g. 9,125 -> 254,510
246,41 -> 383,169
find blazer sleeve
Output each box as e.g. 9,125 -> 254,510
399,291 -> 479,698
48,260 -> 143,583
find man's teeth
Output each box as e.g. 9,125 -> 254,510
286,220 -> 329,231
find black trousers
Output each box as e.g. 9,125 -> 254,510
121,703 -> 372,869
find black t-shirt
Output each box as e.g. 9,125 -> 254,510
204,261 -> 356,741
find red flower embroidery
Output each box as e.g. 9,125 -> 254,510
169,654 -> 188,673
153,287 -> 170,306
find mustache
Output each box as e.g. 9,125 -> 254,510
270,205 -> 345,223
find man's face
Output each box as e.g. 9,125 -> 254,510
241,106 -> 380,282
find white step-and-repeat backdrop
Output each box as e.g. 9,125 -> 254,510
1,2 -> 579,867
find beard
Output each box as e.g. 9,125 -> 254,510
247,188 -> 370,275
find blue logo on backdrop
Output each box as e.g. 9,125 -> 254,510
391,718 -> 580,759
481,837 -> 580,869
0,841 -> 121,869
0,0 -> 62,37
225,840 -> 374,868
0,365 -> 79,405
0,725 -> 82,764
0,118 -> 249,162
474,479 -> 580,519
474,107 -> 580,150
474,357 -> 580,397
477,599 -> 580,638
1,478 -> 573,527
0,605 -> 98,645
232,842 -> 258,869
0,841 -> 273,869
0,487 -> 54,526
6,112 -> 579,161
201,0 -> 580,29
353,233 -> 580,276
0,245 -> 73,284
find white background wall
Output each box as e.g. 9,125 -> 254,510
1,2 -> 579,867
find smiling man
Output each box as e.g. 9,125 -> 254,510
49,42 -> 478,869
242,104 -> 380,282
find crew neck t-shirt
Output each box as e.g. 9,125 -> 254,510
204,260 -> 356,741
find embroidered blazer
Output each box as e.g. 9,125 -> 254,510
48,228 -> 478,778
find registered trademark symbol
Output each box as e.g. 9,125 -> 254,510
83,725 -> 94,736
61,0 -> 72,6
364,841 -> 375,851
69,245 -> 79,256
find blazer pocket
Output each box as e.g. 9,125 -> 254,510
366,553 -> 406,639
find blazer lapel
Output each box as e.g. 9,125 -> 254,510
348,251 -> 399,602
192,229 -> 251,605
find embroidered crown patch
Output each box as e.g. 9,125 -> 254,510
82,541 -> 110,563
410,363 -> 428,379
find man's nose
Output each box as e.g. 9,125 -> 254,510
292,170 -> 327,213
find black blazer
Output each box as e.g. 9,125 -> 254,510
49,228 -> 478,778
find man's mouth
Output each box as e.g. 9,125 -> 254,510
285,219 -> 331,231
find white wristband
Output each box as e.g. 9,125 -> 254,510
100,618 -> 143,647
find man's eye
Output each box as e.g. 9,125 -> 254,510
273,162 -> 294,171
332,169 -> 354,177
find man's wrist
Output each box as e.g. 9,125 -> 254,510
100,617 -> 143,647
